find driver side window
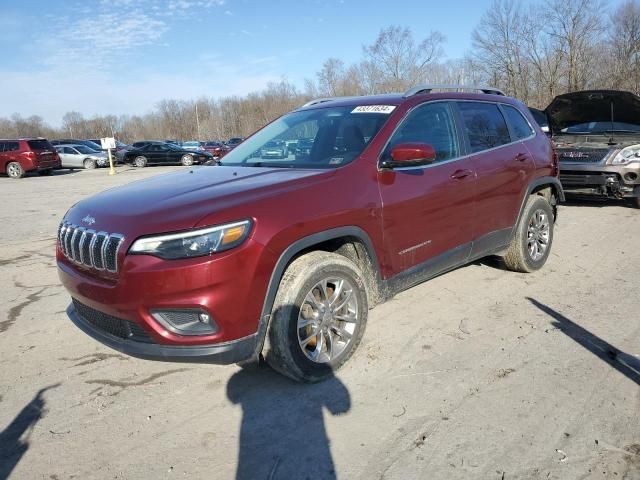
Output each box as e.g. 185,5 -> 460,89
385,102 -> 459,163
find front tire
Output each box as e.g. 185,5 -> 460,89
83,158 -> 97,169
265,251 -> 368,383
181,154 -> 194,166
6,162 -> 24,179
134,156 -> 147,168
502,195 -> 555,273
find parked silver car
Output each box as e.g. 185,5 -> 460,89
54,145 -> 108,169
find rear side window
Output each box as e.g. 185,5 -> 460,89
27,139 -> 52,150
457,102 -> 511,153
385,102 -> 460,163
503,105 -> 534,140
1,141 -> 20,152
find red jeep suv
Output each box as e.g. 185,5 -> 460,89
57,85 -> 563,382
1,138 -> 61,178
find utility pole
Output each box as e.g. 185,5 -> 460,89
195,103 -> 201,141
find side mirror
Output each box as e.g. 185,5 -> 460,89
382,143 -> 437,169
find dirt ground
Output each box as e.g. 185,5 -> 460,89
1,166 -> 639,480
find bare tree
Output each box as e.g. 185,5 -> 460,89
362,26 -> 445,92
543,0 -> 608,92
608,0 -> 640,92
472,0 -> 531,102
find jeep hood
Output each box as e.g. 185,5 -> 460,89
546,90 -> 640,132
64,166 -> 333,235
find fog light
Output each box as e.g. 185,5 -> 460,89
151,309 -> 218,336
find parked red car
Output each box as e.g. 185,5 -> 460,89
1,138 -> 61,178
57,85 -> 562,382
202,141 -> 229,158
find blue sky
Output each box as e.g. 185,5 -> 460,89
0,0 -> 624,125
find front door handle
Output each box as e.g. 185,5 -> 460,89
450,169 -> 474,180
515,153 -> 529,162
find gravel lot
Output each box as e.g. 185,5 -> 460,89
1,166 -> 639,480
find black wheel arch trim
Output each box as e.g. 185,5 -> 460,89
248,226 -> 382,362
511,176 -> 564,241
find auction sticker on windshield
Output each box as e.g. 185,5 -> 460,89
351,105 -> 396,114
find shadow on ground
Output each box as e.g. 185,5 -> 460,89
562,195 -> 633,209
528,297 -> 640,385
0,384 -> 60,480
227,366 -> 350,480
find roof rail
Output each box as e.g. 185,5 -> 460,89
300,96 -> 363,108
404,84 -> 506,97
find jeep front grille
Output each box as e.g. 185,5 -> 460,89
58,222 -> 124,273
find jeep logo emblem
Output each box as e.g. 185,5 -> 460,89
82,215 -> 96,226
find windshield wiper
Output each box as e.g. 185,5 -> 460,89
245,162 -> 296,168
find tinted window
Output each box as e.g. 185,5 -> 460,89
27,139 -> 52,150
63,147 -> 76,154
503,105 -> 534,140
148,144 -> 167,152
529,108 -> 549,129
8,142 -> 19,151
0,142 -> 6,152
457,102 -> 511,153
385,102 -> 459,163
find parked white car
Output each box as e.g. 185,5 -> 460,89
54,145 -> 108,169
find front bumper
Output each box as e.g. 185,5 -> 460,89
58,237 -> 275,347
67,302 -> 257,363
559,162 -> 640,197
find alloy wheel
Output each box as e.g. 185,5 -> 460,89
297,276 -> 359,363
7,163 -> 22,178
527,209 -> 550,261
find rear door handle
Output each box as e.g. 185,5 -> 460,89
515,153 -> 529,162
450,169 -> 474,180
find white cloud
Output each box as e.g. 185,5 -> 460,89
0,66 -> 280,125
0,0 -> 293,125
43,13 -> 168,70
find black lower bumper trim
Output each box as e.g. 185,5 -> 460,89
67,304 -> 257,364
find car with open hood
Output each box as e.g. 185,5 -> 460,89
544,90 -> 640,207
57,85 -> 562,382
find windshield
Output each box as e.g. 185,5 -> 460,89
561,121 -> 640,134
183,142 -> 199,146
220,106 -> 391,168
75,145 -> 97,154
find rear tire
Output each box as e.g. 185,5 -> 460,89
180,154 -> 194,166
134,156 -> 147,168
631,197 -> 640,209
6,162 -> 24,179
83,158 -> 97,169
264,251 -> 368,383
502,195 -> 555,273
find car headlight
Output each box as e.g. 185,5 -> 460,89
129,220 -> 252,259
611,145 -> 640,165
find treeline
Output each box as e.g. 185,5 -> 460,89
2,0 -> 638,142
